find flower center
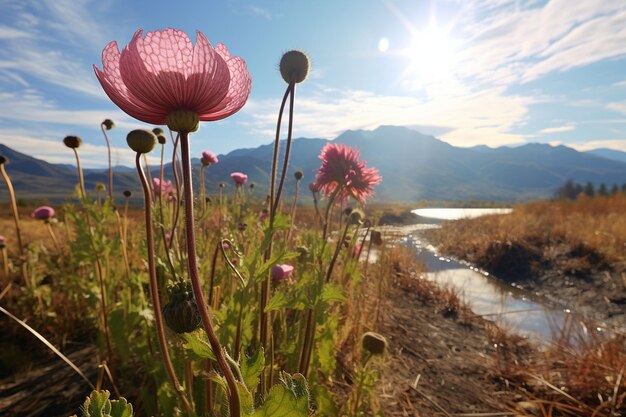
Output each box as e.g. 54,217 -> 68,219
166,110 -> 200,133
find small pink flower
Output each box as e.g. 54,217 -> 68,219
201,150 -> 219,166
230,172 -> 248,186
312,143 -> 381,203
258,210 -> 269,221
271,264 -> 294,282
353,244 -> 363,259
32,206 -> 55,221
153,178 -> 174,195
94,29 -> 252,125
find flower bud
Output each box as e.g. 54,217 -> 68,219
127,129 -> 156,154
163,281 -> 201,334
152,127 -> 165,136
362,331 -> 387,356
96,183 -> 106,192
122,190 -> 132,198
102,119 -> 115,130
271,264 -> 294,282
279,50 -> 310,84
32,206 -> 55,221
157,135 -> 167,145
63,135 -> 82,149
294,170 -> 303,181
166,110 -> 199,133
348,208 -> 365,225
0,156 -> 7,165
238,223 -> 248,232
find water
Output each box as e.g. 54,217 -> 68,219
406,208 -> 571,341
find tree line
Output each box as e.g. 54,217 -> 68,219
554,179 -> 626,200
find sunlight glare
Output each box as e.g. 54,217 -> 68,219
405,23 -> 457,88
378,37 -> 390,53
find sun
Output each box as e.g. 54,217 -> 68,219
404,23 -> 458,87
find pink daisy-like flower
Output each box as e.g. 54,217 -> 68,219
230,172 -> 248,186
201,150 -> 218,166
32,206 -> 55,221
94,29 -> 252,126
153,178 -> 174,195
312,143 -> 381,203
271,264 -> 294,282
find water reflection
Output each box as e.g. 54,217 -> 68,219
412,207 -> 512,220
406,211 -> 570,341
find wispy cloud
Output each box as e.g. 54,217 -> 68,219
246,5 -> 272,20
539,125 -> 576,134
607,102 -> 626,115
566,139 -> 626,152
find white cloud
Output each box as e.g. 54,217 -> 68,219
566,139 -> 626,152
245,83 -> 532,147
246,5 -> 272,20
539,125 -> 576,134
607,102 -> 626,115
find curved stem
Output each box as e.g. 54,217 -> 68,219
272,82 -> 296,216
200,165 -> 206,213
46,222 -> 62,253
100,124 -> 114,201
170,133 -> 182,251
72,148 -> 86,199
180,133 -> 241,417
326,220 -> 351,284
269,85 -> 292,219
0,164 -> 28,287
135,153 -> 192,416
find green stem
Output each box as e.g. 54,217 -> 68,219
72,148 -> 86,199
100,124 -> 114,201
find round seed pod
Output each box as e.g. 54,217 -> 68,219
279,50 -> 310,84
157,135 -> 167,145
102,119 -> 115,130
63,135 -> 82,149
348,208 -> 365,225
122,190 -> 132,198
0,156 -> 7,165
127,129 -> 156,154
166,110 -> 199,133
361,331 -> 387,356
294,170 -> 303,181
163,281 -> 201,334
96,183 -> 106,192
152,127 -> 165,136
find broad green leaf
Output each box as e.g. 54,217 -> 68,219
320,284 -> 346,304
109,398 -> 133,417
182,333 -> 216,360
265,292 -> 289,312
83,390 -> 111,417
252,373 -> 310,417
241,349 -> 265,391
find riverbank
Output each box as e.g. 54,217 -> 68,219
425,195 -> 626,333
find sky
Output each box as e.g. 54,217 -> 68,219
0,0 -> 625,168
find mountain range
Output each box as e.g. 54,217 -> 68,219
1,126 -> 626,203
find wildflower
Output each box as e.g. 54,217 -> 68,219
230,172 -> 248,187
312,143 -> 381,203
32,206 -> 55,221
163,282 -> 201,334
94,29 -> 251,131
153,178 -> 174,195
201,150 -> 218,166
271,264 -> 294,282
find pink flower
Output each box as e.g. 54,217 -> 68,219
201,150 -> 218,166
312,143 -> 381,203
153,178 -> 174,195
94,29 -> 252,125
230,172 -> 248,186
353,244 -> 363,259
271,264 -> 294,282
32,206 -> 55,221
258,210 -> 269,221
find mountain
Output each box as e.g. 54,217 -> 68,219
2,126 -> 626,203
585,148 -> 626,164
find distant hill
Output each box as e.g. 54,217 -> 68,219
2,126 -> 626,203
585,148 -> 626,164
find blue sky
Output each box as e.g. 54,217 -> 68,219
1,0 -> 625,168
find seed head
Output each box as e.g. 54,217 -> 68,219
157,135 -> 167,145
63,135 -> 82,149
348,208 -> 364,225
279,50 -> 310,84
362,331 -> 387,356
0,156 -> 7,165
102,119 -> 115,130
123,190 -> 132,198
152,127 -> 165,136
127,129 -> 157,154
294,170 -> 304,181
96,183 -> 106,192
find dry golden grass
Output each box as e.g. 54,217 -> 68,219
428,194 -> 626,275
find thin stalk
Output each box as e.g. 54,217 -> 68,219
46,222 -> 62,253
1,248 -> 8,283
180,133 -> 241,417
100,123 -> 114,201
170,133 -> 182,251
200,165 -> 206,213
326,221 -> 351,283
95,256 -> 113,366
268,85 -> 293,219
271,82 -> 296,216
208,242 -> 220,304
0,164 -> 28,287
135,152 -> 192,415
72,148 -> 86,199
286,179 -> 301,244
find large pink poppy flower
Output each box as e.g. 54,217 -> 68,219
312,143 -> 381,203
94,29 -> 251,126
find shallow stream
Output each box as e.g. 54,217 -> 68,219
407,208 -> 578,341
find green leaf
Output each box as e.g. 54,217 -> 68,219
109,398 -> 133,417
320,284 -> 346,304
83,390 -> 111,417
254,251 -> 299,284
182,333 -> 216,360
252,373 -> 310,417
265,292 -> 289,312
241,349 -> 265,392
